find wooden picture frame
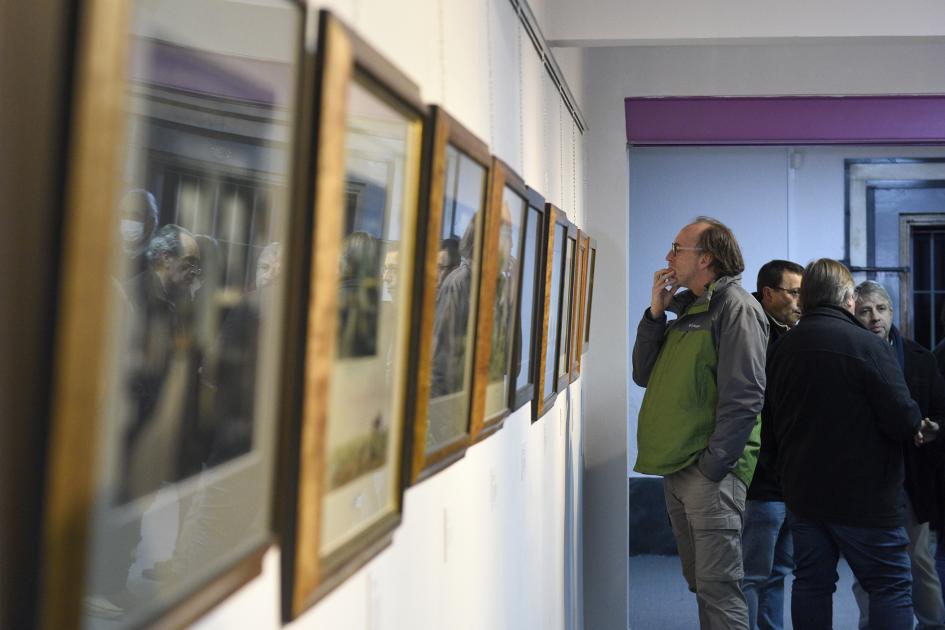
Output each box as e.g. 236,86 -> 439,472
570,231 -> 590,381
409,105 -> 493,482
280,10 -> 427,619
469,158 -> 528,441
534,204 -> 568,420
555,219 -> 579,392
583,238 -> 598,352
37,1 -> 308,628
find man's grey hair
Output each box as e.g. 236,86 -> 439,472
800,258 -> 855,313
855,280 -> 893,307
146,224 -> 193,264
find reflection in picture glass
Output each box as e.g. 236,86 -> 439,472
544,223 -> 566,399
82,1 -> 301,626
426,146 -> 485,452
320,74 -> 422,555
514,206 -> 542,392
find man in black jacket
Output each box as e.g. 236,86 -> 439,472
743,259 -> 803,630
764,259 -> 926,629
852,280 -> 945,629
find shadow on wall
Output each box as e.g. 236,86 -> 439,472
628,477 -> 677,555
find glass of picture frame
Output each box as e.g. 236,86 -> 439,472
584,238 -> 598,352
468,158 -> 527,441
510,188 -> 547,413
409,107 -> 492,482
37,1 -> 307,628
280,10 -> 426,620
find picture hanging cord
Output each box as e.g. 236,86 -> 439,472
486,0 -> 495,149
437,0 -> 446,105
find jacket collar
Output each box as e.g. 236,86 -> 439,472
669,275 -> 741,315
800,304 -> 866,329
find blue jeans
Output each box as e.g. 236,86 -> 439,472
742,500 -> 793,630
791,516 -> 912,630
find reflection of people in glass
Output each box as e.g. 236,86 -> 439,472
337,231 -> 381,358
382,249 -> 399,303
117,189 -> 159,278
430,218 -> 477,397
438,238 -> 460,289
121,224 -> 205,500
489,202 -> 516,380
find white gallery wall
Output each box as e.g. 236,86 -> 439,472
181,1 -> 590,629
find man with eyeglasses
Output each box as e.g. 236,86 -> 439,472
633,217 -> 768,630
851,280 -> 945,630
741,259 -> 803,630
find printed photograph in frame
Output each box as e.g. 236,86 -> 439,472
509,188 -> 547,413
570,230 -> 590,381
469,158 -> 528,442
556,219 -> 579,393
37,1 -> 309,628
533,203 -> 566,420
280,10 -> 427,619
584,238 -> 598,352
409,106 -> 492,483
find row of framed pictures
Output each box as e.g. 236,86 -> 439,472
37,3 -> 597,629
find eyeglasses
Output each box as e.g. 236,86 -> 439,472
773,286 -> 801,298
671,242 -> 704,256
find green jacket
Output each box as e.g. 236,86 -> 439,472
632,276 -> 768,486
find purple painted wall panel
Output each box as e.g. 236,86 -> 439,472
625,96 -> 945,145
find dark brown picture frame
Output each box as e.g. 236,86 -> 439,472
409,106 -> 493,482
280,9 -> 428,620
509,187 -> 547,413
36,1 -> 309,629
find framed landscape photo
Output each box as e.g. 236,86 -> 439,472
409,106 -> 492,483
280,10 -> 427,619
570,230 -> 590,381
584,238 -> 598,352
38,1 -> 308,628
468,158 -> 527,442
534,203 -> 565,420
509,188 -> 547,413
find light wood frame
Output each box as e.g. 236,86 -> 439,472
281,10 -> 428,619
37,1 -> 308,629
469,158 -> 527,441
509,187 -> 547,413
570,230 -> 590,381
533,203 -> 566,420
408,106 -> 493,483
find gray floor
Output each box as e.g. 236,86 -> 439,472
629,554 -> 860,629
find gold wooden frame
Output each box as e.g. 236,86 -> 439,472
281,10 -> 427,619
570,231 -> 590,381
38,1 -> 308,628
409,106 -> 493,482
533,203 -> 561,420
468,158 -> 526,442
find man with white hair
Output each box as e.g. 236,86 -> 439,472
853,280 -> 945,630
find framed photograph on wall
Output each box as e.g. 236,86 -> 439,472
534,204 -> 567,420
509,188 -> 547,413
570,230 -> 590,381
280,10 -> 427,619
409,106 -> 492,482
555,219 -> 579,393
37,1 -> 309,628
468,158 -> 527,441
583,238 -> 598,352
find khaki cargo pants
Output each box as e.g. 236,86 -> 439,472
663,463 -> 748,630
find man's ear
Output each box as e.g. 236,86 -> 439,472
761,286 -> 772,302
698,252 -> 713,271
